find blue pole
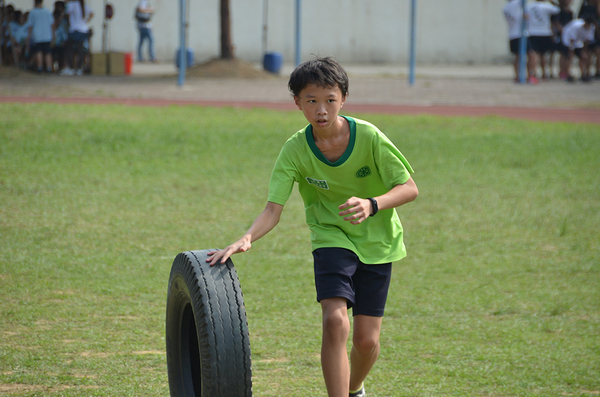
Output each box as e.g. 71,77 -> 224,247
409,0 -> 417,86
295,0 -> 301,67
177,0 -> 187,86
518,0 -> 527,84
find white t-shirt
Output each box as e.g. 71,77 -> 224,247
66,1 -> 93,33
504,0 -> 526,40
562,19 -> 595,49
27,7 -> 54,44
527,2 -> 560,37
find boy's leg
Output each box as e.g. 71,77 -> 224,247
45,52 -> 52,71
350,315 -> 383,392
578,50 -> 589,78
35,51 -> 43,70
321,297 -> 351,397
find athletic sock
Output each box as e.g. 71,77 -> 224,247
349,383 -> 364,394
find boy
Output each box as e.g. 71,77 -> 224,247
550,0 -> 575,79
527,0 -> 560,79
26,0 -> 54,73
560,15 -> 597,81
504,0 -> 537,83
577,0 -> 600,78
207,57 -> 418,397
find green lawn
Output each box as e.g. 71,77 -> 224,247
1,103 -> 598,396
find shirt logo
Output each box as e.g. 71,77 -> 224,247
355,166 -> 371,178
306,177 -> 330,190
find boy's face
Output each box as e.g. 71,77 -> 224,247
294,84 -> 346,132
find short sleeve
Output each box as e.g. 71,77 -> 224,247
373,131 -> 414,190
267,144 -> 298,206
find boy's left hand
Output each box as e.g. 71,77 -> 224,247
339,197 -> 371,225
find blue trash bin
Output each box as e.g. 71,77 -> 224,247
263,52 -> 283,74
176,48 -> 194,69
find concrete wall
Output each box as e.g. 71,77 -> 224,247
8,0 -> 586,64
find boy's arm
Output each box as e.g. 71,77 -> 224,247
339,177 -> 418,225
207,201 -> 284,266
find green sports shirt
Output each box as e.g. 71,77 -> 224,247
268,116 -> 414,264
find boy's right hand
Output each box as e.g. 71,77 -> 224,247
206,237 -> 251,266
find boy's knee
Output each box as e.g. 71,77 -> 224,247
323,310 -> 348,330
322,307 -> 350,339
353,332 -> 380,354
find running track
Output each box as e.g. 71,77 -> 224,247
1,96 -> 599,124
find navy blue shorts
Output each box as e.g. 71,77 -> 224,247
510,38 -> 532,54
31,41 -> 51,55
313,248 -> 392,317
530,36 -> 554,54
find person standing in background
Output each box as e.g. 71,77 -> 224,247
550,0 -> 574,79
527,0 -> 560,80
26,0 -> 54,73
577,0 -> 600,78
504,0 -> 537,83
135,0 -> 156,63
61,0 -> 93,76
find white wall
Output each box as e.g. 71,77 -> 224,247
7,0 -> 586,64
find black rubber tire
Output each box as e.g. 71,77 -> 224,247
166,249 -> 252,396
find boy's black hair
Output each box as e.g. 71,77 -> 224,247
582,13 -> 596,24
288,57 -> 349,98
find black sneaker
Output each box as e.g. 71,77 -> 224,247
581,76 -> 592,83
566,75 -> 576,83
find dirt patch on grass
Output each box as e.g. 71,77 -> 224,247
0,66 -> 36,79
186,58 -> 276,79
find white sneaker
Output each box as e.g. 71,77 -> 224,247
76,69 -> 83,76
60,67 -> 74,76
349,385 -> 366,397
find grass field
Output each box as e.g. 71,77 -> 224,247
1,102 -> 599,396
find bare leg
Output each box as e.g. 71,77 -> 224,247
540,52 -> 547,78
528,51 -> 538,78
45,52 -> 52,71
35,51 -> 43,70
349,315 -> 383,392
321,298 -> 350,397
579,52 -> 589,78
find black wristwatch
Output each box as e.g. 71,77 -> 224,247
367,197 -> 378,217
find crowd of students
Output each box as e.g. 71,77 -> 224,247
505,0 -> 600,83
0,0 -> 93,75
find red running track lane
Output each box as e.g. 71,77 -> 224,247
1,96 -> 599,124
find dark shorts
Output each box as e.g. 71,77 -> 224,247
68,30 -> 89,42
313,247 -> 392,317
558,43 -> 571,56
31,41 -> 51,55
530,36 -> 554,54
510,38 -> 532,54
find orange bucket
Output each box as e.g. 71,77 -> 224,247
124,52 -> 133,75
